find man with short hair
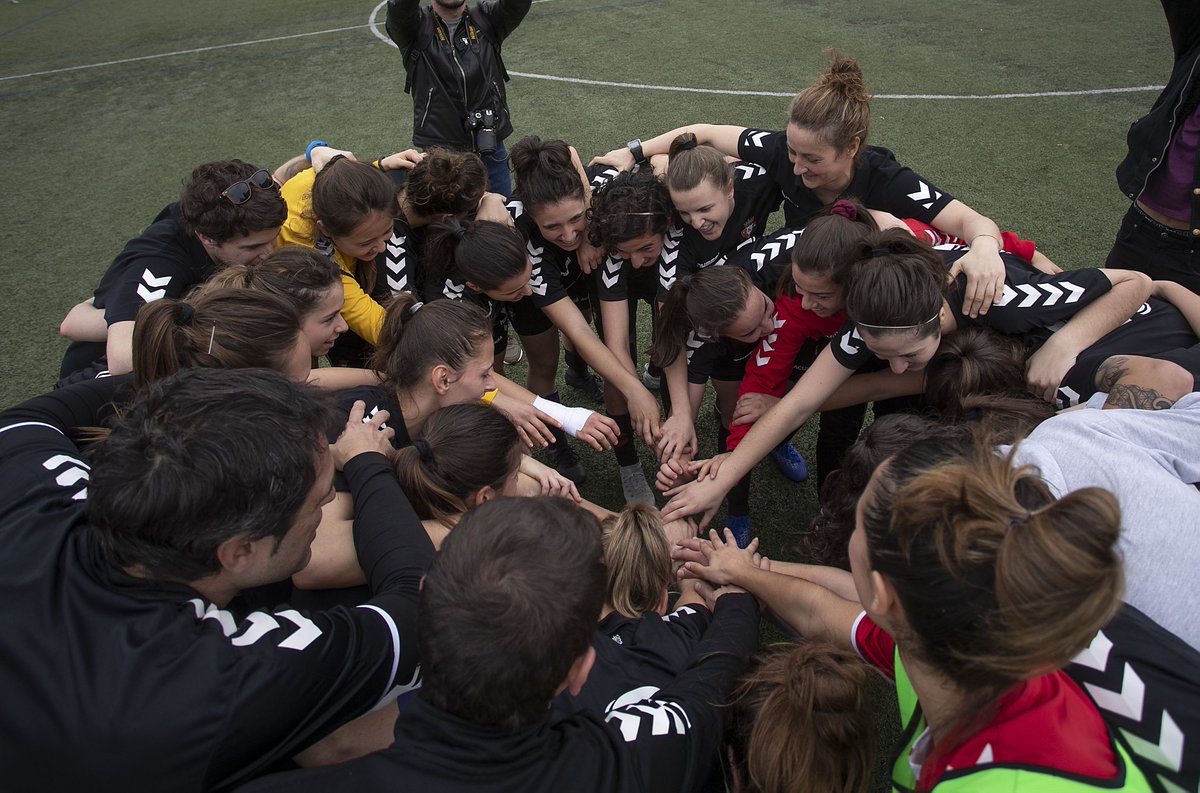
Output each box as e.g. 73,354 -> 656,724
0,368 -> 434,791
241,497 -> 760,793
58,160 -> 287,381
386,0 -> 531,196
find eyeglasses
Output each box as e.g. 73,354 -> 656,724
220,169 -> 276,205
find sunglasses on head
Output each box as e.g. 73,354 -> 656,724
220,169 -> 276,205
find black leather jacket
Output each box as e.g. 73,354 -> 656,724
386,0 -> 531,150
1115,0 -> 1200,204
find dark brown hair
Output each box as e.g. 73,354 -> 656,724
132,288 -> 301,389
509,136 -> 585,214
652,266 -> 755,367
788,54 -> 871,158
199,245 -> 341,317
844,229 -> 951,341
424,218 -> 527,291
309,157 -> 397,237
665,132 -> 732,194
370,292 -> 492,394
782,198 -> 878,297
405,147 -> 488,218
587,169 -> 673,249
727,643 -> 875,793
393,403 -> 522,527
179,160 -> 287,241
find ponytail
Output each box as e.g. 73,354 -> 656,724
405,147 -> 487,218
844,229 -> 949,338
370,292 -> 492,393
787,53 -> 870,156
665,132 -> 732,194
728,643 -> 875,793
651,267 -> 755,367
133,288 -> 301,389
392,403 -> 523,527
424,218 -> 527,292
509,136 -> 585,213
600,504 -> 672,619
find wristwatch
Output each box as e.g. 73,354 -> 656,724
626,138 -> 648,166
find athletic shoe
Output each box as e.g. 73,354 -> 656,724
641,363 -> 661,391
770,442 -> 808,482
619,463 -> 655,505
565,367 -> 605,403
504,336 -> 524,365
726,515 -> 752,549
550,443 -> 586,484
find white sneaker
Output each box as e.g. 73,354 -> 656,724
620,463 -> 655,505
504,335 -> 524,365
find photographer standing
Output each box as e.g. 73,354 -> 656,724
386,0 -> 530,197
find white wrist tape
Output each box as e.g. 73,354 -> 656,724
532,396 -> 595,437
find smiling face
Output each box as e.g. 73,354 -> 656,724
670,179 -> 735,241
327,210 -> 394,262
531,197 -> 588,252
472,258 -> 533,303
300,282 -> 348,358
723,288 -> 776,343
791,268 -> 844,318
614,233 -> 664,269
785,124 -> 859,196
860,327 -> 942,374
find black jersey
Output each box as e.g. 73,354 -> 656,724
736,129 -> 955,228
1067,604 -> 1200,793
656,161 -> 779,300
0,379 -> 433,792
237,593 -> 758,793
332,384 -> 413,449
829,250 -> 1114,405
552,604 -> 714,719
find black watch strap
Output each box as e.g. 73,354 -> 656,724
627,138 -> 647,166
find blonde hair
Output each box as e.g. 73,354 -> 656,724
600,504 -> 673,619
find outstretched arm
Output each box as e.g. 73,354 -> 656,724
592,124 -> 746,171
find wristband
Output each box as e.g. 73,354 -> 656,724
480,388 -> 499,406
532,396 -> 595,437
626,138 -> 647,166
305,140 -> 329,164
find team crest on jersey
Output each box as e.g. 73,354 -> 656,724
740,217 -> 757,241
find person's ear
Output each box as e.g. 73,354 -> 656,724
656,590 -> 670,616
472,485 -> 496,507
869,570 -> 897,619
844,135 -> 862,160
564,645 -> 596,697
315,219 -> 327,235
215,533 -> 259,576
465,280 -> 482,294
430,363 -> 453,394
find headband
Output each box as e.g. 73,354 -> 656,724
855,311 -> 941,332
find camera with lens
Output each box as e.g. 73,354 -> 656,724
466,108 -> 498,156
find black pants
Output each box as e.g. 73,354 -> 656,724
1107,203 -> 1200,294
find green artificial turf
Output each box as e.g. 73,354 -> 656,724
0,0 -> 1175,784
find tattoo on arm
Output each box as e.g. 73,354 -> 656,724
1104,383 -> 1175,410
1096,356 -> 1129,392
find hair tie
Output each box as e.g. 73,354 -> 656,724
830,200 -> 858,220
869,247 -> 891,259
327,154 -> 348,168
175,303 -> 196,326
1006,510 -> 1032,530
676,138 -> 698,152
407,300 -> 424,317
414,439 -> 434,463
452,226 -> 467,241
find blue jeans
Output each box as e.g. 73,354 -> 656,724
481,141 -> 511,198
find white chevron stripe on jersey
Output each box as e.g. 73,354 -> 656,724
1122,711 -> 1185,774
745,130 -> 770,147
42,453 -> 89,500
1084,661 -> 1145,721
734,163 -> 764,180
1072,629 -> 1114,671
276,610 -> 322,650
606,700 -> 692,742
231,612 -> 281,647
506,199 -> 524,220
136,268 -> 172,303
443,279 -> 464,300
906,181 -> 942,210
839,327 -> 863,357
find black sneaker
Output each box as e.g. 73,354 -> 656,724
550,443 -> 587,484
565,367 -> 605,404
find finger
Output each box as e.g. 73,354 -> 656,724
747,537 -> 760,554
697,507 -> 716,533
533,410 -> 562,429
346,399 -> 367,425
367,408 -> 391,429
379,426 -> 395,442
